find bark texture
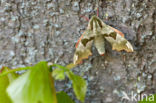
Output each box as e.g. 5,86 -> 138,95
0,0 -> 155,103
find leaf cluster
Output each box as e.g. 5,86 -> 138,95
0,61 -> 87,103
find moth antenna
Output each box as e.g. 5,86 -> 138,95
80,15 -> 89,22
97,7 -> 99,17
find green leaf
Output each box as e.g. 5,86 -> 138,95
52,64 -> 69,71
1,67 -> 18,83
56,91 -> 74,103
52,64 -> 87,102
52,63 -> 77,80
67,72 -> 87,102
0,67 -> 18,103
0,75 -> 12,103
52,68 -> 65,80
138,94 -> 156,103
52,64 -> 69,80
7,61 -> 57,103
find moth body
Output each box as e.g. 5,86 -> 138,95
94,36 -> 105,55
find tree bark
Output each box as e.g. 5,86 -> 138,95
0,0 -> 155,102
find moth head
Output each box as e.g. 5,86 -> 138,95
88,15 -> 105,31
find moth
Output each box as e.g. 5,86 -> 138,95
73,15 -> 133,64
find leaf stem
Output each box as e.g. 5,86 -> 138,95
65,63 -> 77,69
0,67 -> 31,77
51,63 -> 77,71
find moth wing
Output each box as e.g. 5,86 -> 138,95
74,40 -> 93,64
105,29 -> 133,52
100,24 -> 117,40
80,30 -> 95,46
74,28 -> 95,64
109,27 -> 124,37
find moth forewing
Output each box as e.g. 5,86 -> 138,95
105,32 -> 133,52
80,30 -> 94,46
125,41 -> 134,52
73,40 -> 93,64
110,26 -> 124,37
94,18 -> 117,38
101,26 -> 117,38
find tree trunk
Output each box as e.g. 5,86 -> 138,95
0,0 -> 155,102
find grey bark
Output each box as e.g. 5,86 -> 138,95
0,0 -> 155,103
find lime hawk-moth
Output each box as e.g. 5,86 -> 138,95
74,15 -> 133,64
